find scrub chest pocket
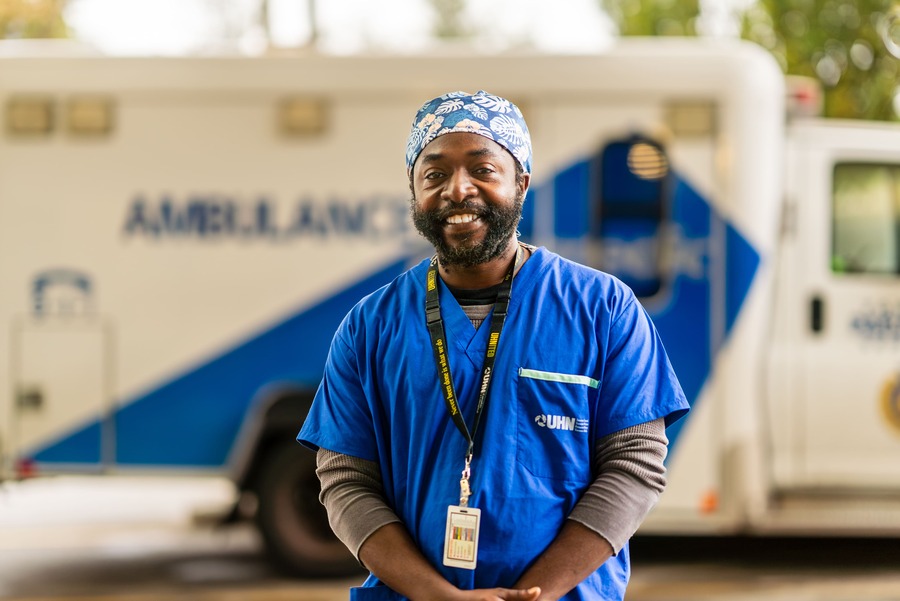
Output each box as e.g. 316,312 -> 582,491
516,367 -> 596,482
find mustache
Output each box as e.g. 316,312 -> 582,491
426,200 -> 490,221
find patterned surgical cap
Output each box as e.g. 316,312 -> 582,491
405,90 -> 532,175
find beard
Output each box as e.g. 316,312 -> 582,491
410,192 -> 524,269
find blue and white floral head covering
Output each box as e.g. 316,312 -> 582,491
405,90 -> 532,175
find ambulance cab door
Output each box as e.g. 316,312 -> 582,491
793,122 -> 900,491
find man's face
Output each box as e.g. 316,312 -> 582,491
410,133 -> 530,269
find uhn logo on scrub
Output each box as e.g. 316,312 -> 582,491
534,414 -> 589,433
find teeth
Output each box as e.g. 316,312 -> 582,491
446,214 -> 477,224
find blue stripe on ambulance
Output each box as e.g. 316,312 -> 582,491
30,259 -> 409,467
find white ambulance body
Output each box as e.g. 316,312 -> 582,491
1,39 -> 899,574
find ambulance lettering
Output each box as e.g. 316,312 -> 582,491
602,225 -> 706,282
851,303 -> 900,340
123,194 -> 408,241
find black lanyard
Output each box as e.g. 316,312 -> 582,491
424,246 -> 519,462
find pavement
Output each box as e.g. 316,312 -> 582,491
2,476 -> 900,601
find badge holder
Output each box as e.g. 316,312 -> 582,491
443,458 -> 480,570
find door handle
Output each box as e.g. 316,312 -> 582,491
16,385 -> 44,410
810,295 -> 824,333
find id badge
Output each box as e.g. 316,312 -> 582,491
442,505 -> 481,569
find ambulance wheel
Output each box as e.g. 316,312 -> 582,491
254,439 -> 359,577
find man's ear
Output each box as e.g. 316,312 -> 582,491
518,172 -> 531,197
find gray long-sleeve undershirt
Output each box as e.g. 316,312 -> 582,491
315,417 -> 668,560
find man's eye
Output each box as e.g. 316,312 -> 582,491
424,172 -> 445,179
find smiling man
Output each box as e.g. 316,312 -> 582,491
298,91 -> 689,601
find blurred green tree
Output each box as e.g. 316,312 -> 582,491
743,0 -> 898,120
0,0 -> 67,38
429,0 -> 471,39
600,0 -> 701,36
601,0 -> 898,120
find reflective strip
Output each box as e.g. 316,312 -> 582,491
518,368 -> 599,389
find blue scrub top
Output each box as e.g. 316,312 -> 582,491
299,247 -> 689,601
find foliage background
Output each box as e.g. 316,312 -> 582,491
0,0 -> 67,38
600,0 -> 899,121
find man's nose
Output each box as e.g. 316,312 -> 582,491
443,169 -> 477,203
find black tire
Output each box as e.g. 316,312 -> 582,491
254,439 -> 360,577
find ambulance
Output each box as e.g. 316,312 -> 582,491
2,38 -> 899,575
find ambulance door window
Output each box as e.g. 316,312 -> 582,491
832,163 -> 900,275
590,136 -> 671,298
